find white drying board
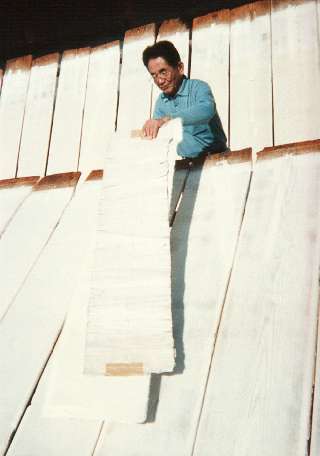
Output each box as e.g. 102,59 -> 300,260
84,132 -> 177,376
0,172 -> 79,321
0,173 -> 102,454
0,55 -> 32,179
46,48 -> 90,174
193,141 -> 320,456
271,0 -> 320,144
229,1 -> 273,153
116,24 -> 155,134
311,317 -> 320,456
6,358 -> 103,456
191,10 -> 230,145
17,53 -> 59,177
151,19 -> 190,116
0,176 -> 39,236
94,150 -> 253,456
78,42 -> 120,174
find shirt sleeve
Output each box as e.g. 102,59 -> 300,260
171,81 -> 216,126
153,96 -> 165,120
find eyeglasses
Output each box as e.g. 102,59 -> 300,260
150,68 -> 172,82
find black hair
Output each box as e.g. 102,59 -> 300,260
142,40 -> 181,68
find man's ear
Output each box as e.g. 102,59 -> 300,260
178,61 -> 184,75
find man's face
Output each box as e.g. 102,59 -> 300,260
147,57 -> 184,96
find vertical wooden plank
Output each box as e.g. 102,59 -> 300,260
116,24 -> 155,134
191,10 -> 230,145
310,313 -> 320,456
230,1 -> 273,153
94,150 -> 252,456
17,53 -> 59,177
0,56 -> 32,179
78,42 -> 120,174
272,0 -> 320,144
193,143 -> 320,456
46,48 -> 90,174
0,177 -> 39,236
151,19 -> 190,115
0,175 -> 104,455
0,173 -> 79,322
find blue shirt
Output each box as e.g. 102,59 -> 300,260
153,77 -> 227,158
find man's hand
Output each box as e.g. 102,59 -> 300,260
142,117 -> 170,139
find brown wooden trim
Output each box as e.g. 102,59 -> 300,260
86,169 -> 104,181
0,176 -> 40,190
258,139 -> 320,161
34,172 -> 80,191
125,23 -> 156,43
158,18 -> 188,36
193,9 -> 230,28
32,52 -> 59,67
6,55 -> 32,72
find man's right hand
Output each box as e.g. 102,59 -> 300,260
142,117 -> 170,139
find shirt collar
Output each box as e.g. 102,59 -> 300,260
160,76 -> 188,102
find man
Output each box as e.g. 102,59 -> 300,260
142,40 -> 227,158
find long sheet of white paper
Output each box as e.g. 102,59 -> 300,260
84,129 -> 180,376
42,172 -> 151,423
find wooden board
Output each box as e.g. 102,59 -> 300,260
46,48 -> 90,174
0,173 -> 101,455
116,24 -> 155,133
17,53 -> 59,177
78,42 -> 120,174
191,10 -> 230,145
193,142 -> 320,455
272,0 -> 320,144
84,134 -> 175,376
0,55 -> 32,179
94,150 -> 252,455
6,361 -> 102,456
0,176 -> 39,236
151,19 -> 190,115
229,1 -> 273,153
310,310 -> 320,456
0,172 -> 79,322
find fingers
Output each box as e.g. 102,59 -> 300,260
142,120 -> 160,139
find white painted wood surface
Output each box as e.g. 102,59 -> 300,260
6,361 -> 102,456
0,173 -> 101,455
0,56 -> 32,179
78,42 -> 120,174
0,176 -> 39,236
0,173 -> 79,321
230,1 -> 273,153
151,19 -> 190,116
46,48 -> 90,174
84,134 -> 175,375
17,53 -> 59,177
311,320 -> 320,456
272,0 -> 320,144
95,150 -> 252,455
117,24 -> 155,133
193,143 -> 320,456
191,9 -> 230,145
